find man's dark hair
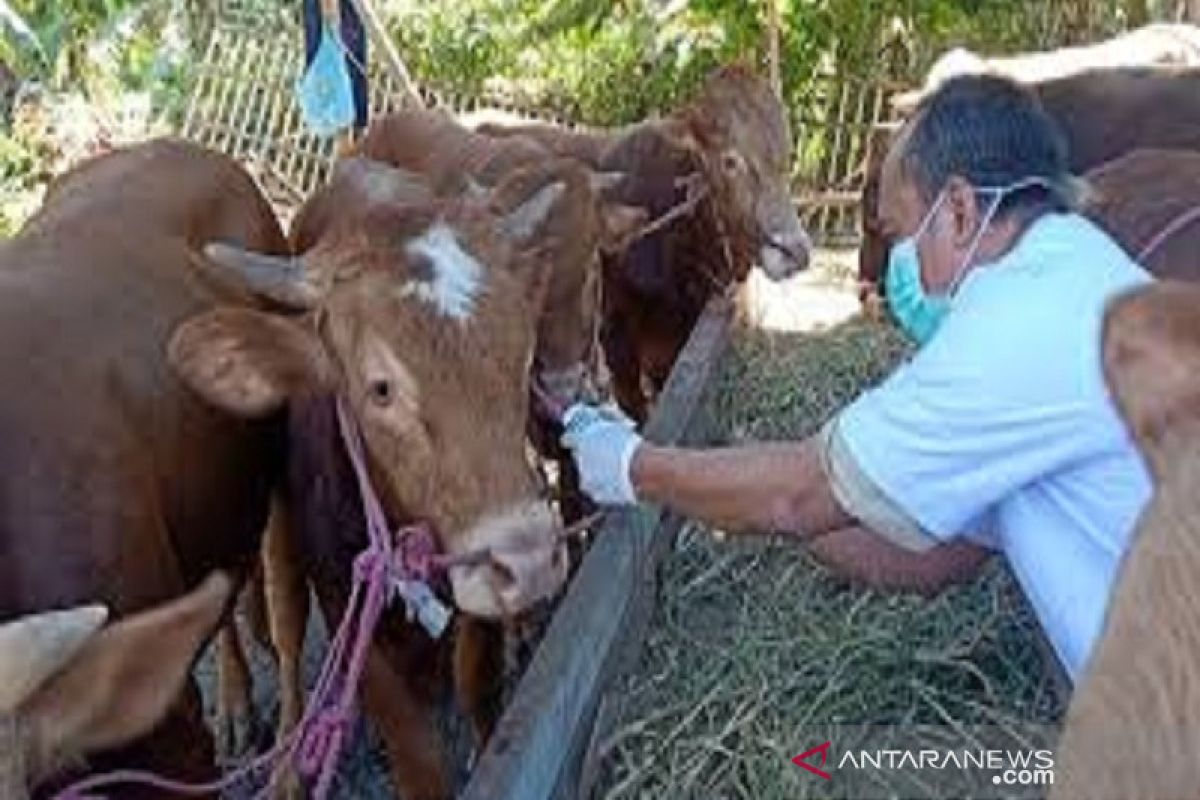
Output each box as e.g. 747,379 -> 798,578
901,74 -> 1075,219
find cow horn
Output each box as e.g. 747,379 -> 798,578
498,181 -> 565,242
0,605 -> 108,712
587,171 -> 626,195
462,176 -> 489,201
200,243 -> 323,310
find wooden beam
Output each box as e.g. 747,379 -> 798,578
461,296 -> 735,800
344,0 -> 423,108
765,0 -> 783,102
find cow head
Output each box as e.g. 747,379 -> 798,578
486,158 -> 645,406
673,63 -> 810,281
1102,281 -> 1200,481
0,573 -> 231,798
171,182 -> 570,619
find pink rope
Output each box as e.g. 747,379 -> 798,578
53,397 -> 440,800
1138,205 -> 1200,264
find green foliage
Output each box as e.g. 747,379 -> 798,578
0,0 -> 195,115
386,0 -> 1133,129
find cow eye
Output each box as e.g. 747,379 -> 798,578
721,151 -> 743,174
368,379 -> 393,406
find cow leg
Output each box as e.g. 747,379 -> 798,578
555,447 -> 593,529
261,497 -> 308,798
453,617 -> 505,748
361,643 -> 451,800
602,317 -> 649,424
215,619 -> 256,760
240,557 -> 271,649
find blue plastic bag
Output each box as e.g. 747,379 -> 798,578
295,18 -> 356,139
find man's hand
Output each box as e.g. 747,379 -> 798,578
560,401 -> 644,506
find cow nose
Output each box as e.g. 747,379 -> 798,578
536,363 -> 588,411
760,230 -> 811,280
447,502 -> 568,618
486,540 -> 569,614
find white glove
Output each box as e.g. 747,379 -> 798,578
560,401 -> 643,506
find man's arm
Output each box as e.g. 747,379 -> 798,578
630,437 -> 853,539
806,526 -> 991,597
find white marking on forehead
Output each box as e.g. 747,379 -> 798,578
401,223 -> 485,320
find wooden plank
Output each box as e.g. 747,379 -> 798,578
461,296 -> 734,800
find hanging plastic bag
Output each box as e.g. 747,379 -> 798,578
296,0 -> 356,138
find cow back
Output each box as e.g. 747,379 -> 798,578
1037,68 -> 1200,172
0,138 -> 288,618
1084,148 -> 1200,282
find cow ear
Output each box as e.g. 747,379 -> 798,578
599,202 -> 649,254
168,307 -> 331,418
497,180 -> 565,244
17,572 -> 233,783
662,117 -> 708,157
588,171 -> 626,196
0,606 -> 108,713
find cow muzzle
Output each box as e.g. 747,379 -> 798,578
446,501 -> 568,618
539,363 -> 587,404
760,226 -> 811,280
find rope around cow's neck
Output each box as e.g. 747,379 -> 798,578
51,397 -> 604,800
52,398 -> 438,800
1137,204 -> 1200,264
620,169 -> 731,295
626,173 -> 709,243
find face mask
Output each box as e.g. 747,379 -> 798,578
885,176 -> 1051,346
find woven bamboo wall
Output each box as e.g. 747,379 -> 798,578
180,0 -> 421,223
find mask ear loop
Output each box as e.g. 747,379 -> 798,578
914,189 -> 948,242
946,176 -> 1053,297
906,189 -> 949,295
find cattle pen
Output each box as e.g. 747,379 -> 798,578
175,3 -> 1072,798
9,1 -> 1137,797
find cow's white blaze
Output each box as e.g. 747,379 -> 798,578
402,223 -> 485,320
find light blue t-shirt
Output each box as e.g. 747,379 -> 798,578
839,212 -> 1153,681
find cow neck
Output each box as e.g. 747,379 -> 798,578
1139,204 -> 1200,264
678,142 -> 738,296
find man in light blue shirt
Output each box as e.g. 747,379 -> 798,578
561,74 -> 1152,681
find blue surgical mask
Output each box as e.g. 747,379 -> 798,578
885,177 -> 1051,346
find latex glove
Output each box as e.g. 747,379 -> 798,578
560,401 -> 643,506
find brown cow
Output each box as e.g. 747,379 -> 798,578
859,68 -> 1200,298
1082,148 -> 1200,282
1051,280 -> 1200,798
482,64 -> 811,420
354,107 -> 548,196
0,138 -> 289,790
170,167 -> 573,799
353,110 -> 645,405
475,118 -> 611,165
0,573 -> 232,799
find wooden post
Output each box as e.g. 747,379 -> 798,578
344,0 -> 424,108
1187,0 -> 1200,22
765,0 -> 783,101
